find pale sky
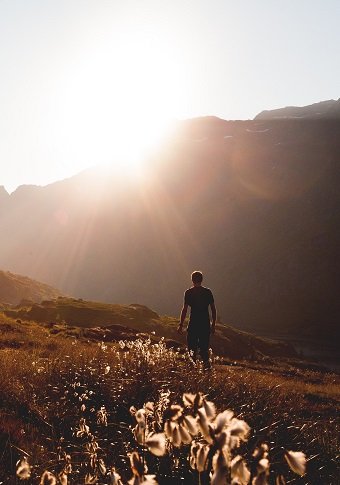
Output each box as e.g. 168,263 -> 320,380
1,0 -> 339,193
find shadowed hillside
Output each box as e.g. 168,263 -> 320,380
0,104 -> 339,349
0,270 -> 62,306
4,297 -> 296,361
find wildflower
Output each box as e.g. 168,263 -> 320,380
62,454 -> 72,474
284,450 -> 306,476
16,457 -> 31,480
183,392 -> 203,410
76,417 -> 90,437
191,443 -> 209,472
168,423 -> 182,447
275,476 -> 286,485
135,408 -> 146,424
231,456 -> 250,484
164,404 -> 183,422
252,458 -> 270,485
134,423 -> 146,445
253,443 -> 269,460
183,393 -> 197,407
230,418 -> 250,441
85,472 -> 98,484
129,451 -> 147,478
211,450 -> 228,485
183,415 -> 198,436
40,471 -> 57,485
81,404 -> 86,412
145,433 -> 166,456
203,397 -> 216,420
85,436 -> 99,454
98,458 -> 107,475
197,408 -> 213,443
144,402 -> 154,414
97,406 -> 108,426
109,467 -> 123,485
58,472 -> 68,485
178,423 -> 192,444
128,475 -> 158,485
214,410 -> 234,434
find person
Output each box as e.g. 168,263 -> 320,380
177,271 -> 216,369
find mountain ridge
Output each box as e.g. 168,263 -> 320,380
1,100 -> 339,348
255,98 -> 340,120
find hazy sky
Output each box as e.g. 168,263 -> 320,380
1,0 -> 339,192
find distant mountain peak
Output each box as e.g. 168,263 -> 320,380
255,98 -> 340,120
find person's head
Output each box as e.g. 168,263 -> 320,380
191,270 -> 203,286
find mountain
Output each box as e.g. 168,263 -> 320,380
255,98 -> 340,120
0,270 -> 62,306
0,101 -> 339,348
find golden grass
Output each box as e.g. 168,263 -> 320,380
0,313 -> 339,483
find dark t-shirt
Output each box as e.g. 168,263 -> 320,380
184,286 -> 214,327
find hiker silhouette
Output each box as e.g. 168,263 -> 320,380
177,271 -> 216,369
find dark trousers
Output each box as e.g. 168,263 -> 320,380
187,323 -> 210,365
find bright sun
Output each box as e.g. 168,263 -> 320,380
59,28 -> 186,179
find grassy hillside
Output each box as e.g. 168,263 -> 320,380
0,311 -> 338,483
0,270 -> 62,306
4,297 -> 297,360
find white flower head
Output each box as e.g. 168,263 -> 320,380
203,398 -> 216,420
145,433 -> 166,456
144,402 -> 154,414
129,406 -> 137,416
196,444 -> 210,472
140,475 -> 158,485
183,415 -> 198,436
211,450 -> 228,485
135,409 -> 146,425
16,457 -> 31,480
134,423 -> 146,445
198,408 -> 213,443
129,451 -> 147,477
98,458 -> 107,476
178,423 -> 192,444
172,424 -> 182,447
214,410 -> 234,434
231,455 -> 250,485
284,450 -> 306,476
257,458 -> 270,473
229,418 -> 250,442
109,467 -> 123,485
58,472 -> 68,485
84,472 -> 98,484
40,471 -> 57,485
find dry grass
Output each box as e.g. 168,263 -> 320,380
0,314 -> 339,483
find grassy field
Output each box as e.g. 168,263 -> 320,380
0,310 -> 339,484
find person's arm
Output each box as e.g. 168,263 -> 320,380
177,304 -> 188,334
210,303 -> 217,334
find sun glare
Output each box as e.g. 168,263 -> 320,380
58,27 -> 185,179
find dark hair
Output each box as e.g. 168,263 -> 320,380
191,271 -> 203,284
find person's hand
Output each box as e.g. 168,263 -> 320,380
177,324 -> 184,334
